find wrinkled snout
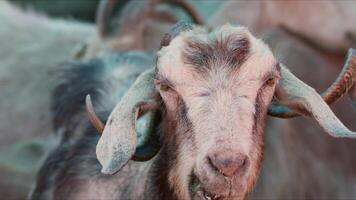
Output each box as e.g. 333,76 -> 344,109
207,152 -> 249,178
191,149 -> 252,199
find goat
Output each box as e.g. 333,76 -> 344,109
35,26 -> 355,199
0,2 -> 96,198
209,1 -> 356,53
31,2 -> 356,200
0,0 -> 95,149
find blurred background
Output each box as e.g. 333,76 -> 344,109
1,0 -> 355,199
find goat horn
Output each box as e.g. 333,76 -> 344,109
96,0 -> 117,38
272,64 -> 356,138
96,68 -> 158,174
96,0 -> 204,39
161,0 -> 204,25
269,48 -> 356,118
85,94 -> 104,134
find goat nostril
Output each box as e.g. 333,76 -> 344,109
240,156 -> 248,168
208,154 -> 249,178
240,158 -> 245,165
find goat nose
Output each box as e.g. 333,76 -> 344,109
208,153 -> 249,177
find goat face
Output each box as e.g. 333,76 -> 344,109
154,24 -> 279,200
93,22 -> 356,200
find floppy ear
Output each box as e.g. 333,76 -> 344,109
94,21 -> 194,175
269,62 -> 356,138
269,48 -> 356,117
96,68 -> 160,174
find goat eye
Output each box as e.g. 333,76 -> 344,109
199,91 -> 211,97
265,78 -> 276,86
160,84 -> 171,92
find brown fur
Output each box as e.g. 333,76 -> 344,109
183,35 -> 250,74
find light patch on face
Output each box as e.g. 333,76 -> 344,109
157,35 -> 201,90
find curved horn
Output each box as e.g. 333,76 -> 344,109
272,64 -> 356,138
161,0 -> 204,25
96,0 -> 118,38
96,68 -> 158,174
95,0 -> 203,39
269,48 -> 356,118
85,94 -> 104,134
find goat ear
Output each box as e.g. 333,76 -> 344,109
96,68 -> 161,175
270,65 -> 356,138
132,106 -> 162,161
160,21 -> 194,48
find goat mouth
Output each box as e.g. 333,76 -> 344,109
189,173 -> 223,200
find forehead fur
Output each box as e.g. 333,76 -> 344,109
157,24 -> 276,82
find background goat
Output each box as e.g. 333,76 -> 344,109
0,0 -> 200,198
28,0 -> 204,199
0,1 -> 95,198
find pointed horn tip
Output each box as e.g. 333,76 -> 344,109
97,153 -> 131,175
100,167 -> 118,175
100,161 -> 123,175
85,94 -> 105,134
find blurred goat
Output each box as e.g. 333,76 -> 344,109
210,1 -> 356,53
0,2 -> 96,198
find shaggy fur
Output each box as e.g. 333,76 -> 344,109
29,52 -> 155,199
